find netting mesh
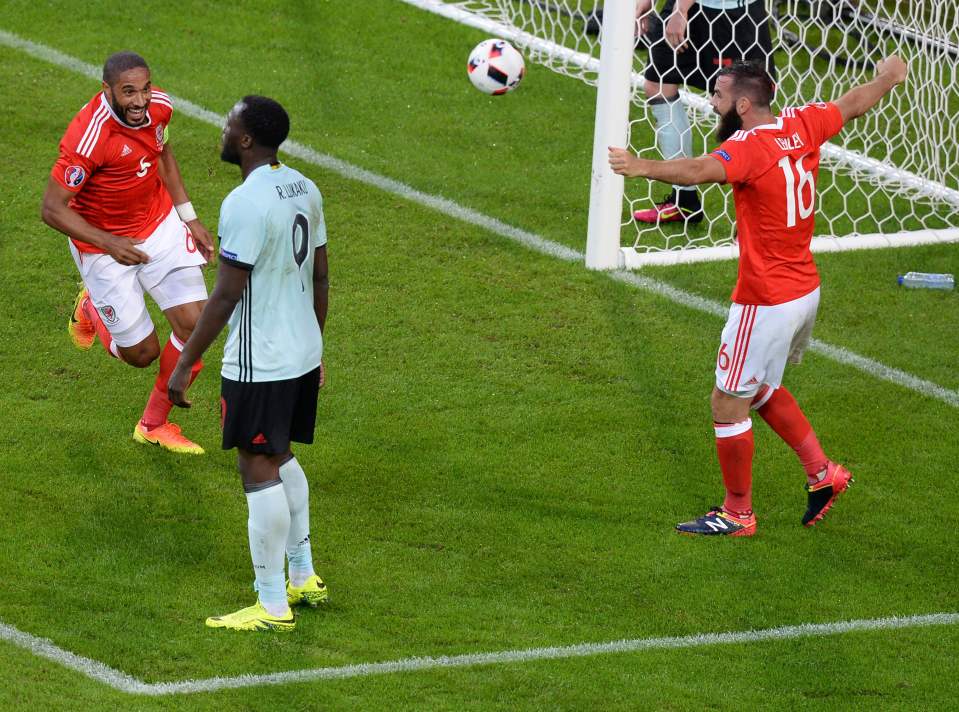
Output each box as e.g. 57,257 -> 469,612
449,0 -> 959,254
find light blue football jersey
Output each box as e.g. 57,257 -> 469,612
217,163 -> 326,382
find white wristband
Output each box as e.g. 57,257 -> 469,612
175,201 -> 197,222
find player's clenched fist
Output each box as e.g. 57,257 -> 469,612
877,55 -> 907,85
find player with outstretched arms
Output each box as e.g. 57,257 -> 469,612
609,55 -> 908,536
41,51 -> 214,454
168,96 -> 330,631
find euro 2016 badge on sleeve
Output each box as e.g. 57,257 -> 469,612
64,165 -> 85,188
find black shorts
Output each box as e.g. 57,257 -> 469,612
643,0 -> 776,92
220,366 -> 321,454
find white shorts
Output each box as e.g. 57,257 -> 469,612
715,287 -> 820,397
69,208 -> 208,347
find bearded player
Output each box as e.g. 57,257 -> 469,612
41,51 -> 214,454
609,56 -> 908,536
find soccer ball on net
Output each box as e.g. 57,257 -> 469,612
467,39 -> 525,95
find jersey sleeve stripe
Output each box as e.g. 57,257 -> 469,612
76,105 -> 110,158
151,90 -> 173,104
151,97 -> 173,110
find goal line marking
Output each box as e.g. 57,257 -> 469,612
1,613 -> 956,695
0,29 -> 956,410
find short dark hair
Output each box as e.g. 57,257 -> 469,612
238,95 -> 290,149
102,51 -> 149,86
717,60 -> 775,108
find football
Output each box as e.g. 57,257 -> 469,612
467,39 -> 525,95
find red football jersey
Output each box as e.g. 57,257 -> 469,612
709,102 -> 844,305
51,89 -> 175,254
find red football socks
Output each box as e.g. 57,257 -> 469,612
141,334 -> 202,430
715,419 -> 754,516
755,386 -> 827,481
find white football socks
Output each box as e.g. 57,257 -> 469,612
279,457 -> 316,587
649,94 -> 694,194
245,480 -> 291,617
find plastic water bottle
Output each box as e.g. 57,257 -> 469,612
897,272 -> 955,290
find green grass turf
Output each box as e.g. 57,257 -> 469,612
0,1 -> 958,708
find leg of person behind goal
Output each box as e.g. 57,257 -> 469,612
636,0 -> 705,224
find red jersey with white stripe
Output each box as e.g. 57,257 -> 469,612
51,89 -> 175,254
709,102 -> 844,305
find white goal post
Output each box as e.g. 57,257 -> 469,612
404,0 -> 959,268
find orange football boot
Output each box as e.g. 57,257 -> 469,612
68,288 -> 96,350
133,421 -> 204,455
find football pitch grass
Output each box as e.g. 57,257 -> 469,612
1,1 -> 958,709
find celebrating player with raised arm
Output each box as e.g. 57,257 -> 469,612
167,96 -> 330,631
609,56 -> 907,536
41,51 -> 215,454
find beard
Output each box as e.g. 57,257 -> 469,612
715,106 -> 743,142
220,140 -> 241,165
111,95 -> 148,127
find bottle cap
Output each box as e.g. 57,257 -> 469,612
897,275 -> 904,286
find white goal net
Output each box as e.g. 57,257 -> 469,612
405,0 -> 959,266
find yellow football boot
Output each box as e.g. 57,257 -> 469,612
287,574 -> 329,608
205,600 -> 295,632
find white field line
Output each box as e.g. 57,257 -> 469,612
1,613 -> 957,695
2,27 -> 958,412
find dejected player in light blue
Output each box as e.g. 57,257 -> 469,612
168,96 -> 329,631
